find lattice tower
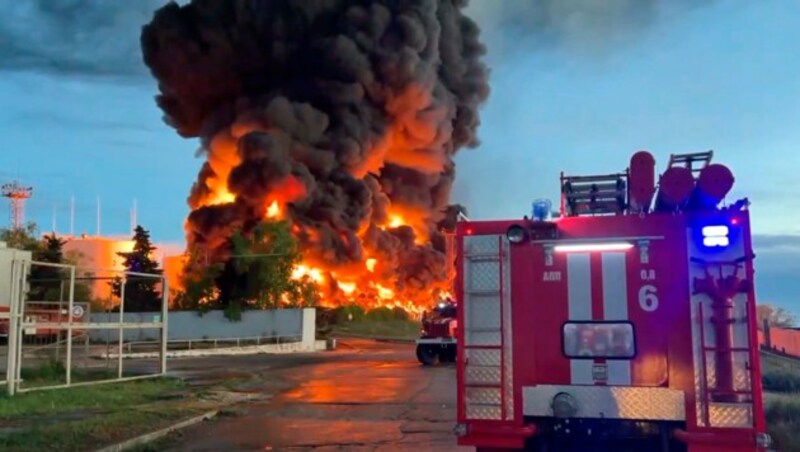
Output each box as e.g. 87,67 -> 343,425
1,181 -> 33,229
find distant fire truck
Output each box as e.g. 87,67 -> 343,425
454,151 -> 770,451
416,298 -> 458,365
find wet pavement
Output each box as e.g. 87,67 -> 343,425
163,339 -> 468,452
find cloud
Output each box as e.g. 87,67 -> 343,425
465,0 -> 716,59
0,0 -> 172,77
753,234 -> 800,255
11,109 -> 157,134
750,234 -> 800,313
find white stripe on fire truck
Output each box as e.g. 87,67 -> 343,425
567,253 -> 594,385
601,252 -> 632,386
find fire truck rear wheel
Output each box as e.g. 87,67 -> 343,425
416,344 -> 440,366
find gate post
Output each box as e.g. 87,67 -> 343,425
6,259 -> 23,396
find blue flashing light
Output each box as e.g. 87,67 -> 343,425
532,199 -> 552,221
701,224 -> 730,248
702,225 -> 729,237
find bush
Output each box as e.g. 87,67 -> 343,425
365,306 -> 395,322
334,304 -> 366,323
766,399 -> 800,452
392,306 -> 410,321
21,360 -> 66,382
763,370 -> 800,393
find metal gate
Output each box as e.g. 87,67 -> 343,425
4,260 -> 169,396
1,258 -> 26,392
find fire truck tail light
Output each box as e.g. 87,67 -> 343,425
553,242 -> 633,253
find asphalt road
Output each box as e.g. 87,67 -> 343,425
162,339 -> 469,452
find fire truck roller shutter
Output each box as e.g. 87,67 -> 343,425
566,252 -> 631,386
523,249 -> 687,421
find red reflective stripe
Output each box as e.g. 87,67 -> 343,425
590,253 -> 605,321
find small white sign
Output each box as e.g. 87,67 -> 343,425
543,271 -> 562,282
71,305 -> 85,319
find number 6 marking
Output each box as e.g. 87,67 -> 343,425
638,284 -> 658,312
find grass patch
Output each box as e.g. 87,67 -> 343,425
0,376 -> 203,451
331,319 -> 420,341
766,395 -> 800,452
0,406 -> 201,452
763,370 -> 800,393
17,360 -> 119,390
318,305 -> 420,341
0,376 -> 185,418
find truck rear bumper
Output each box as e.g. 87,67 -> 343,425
456,423 -> 537,449
673,428 -> 770,451
415,337 -> 455,345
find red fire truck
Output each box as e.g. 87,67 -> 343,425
0,303 -> 87,343
454,151 -> 770,451
416,298 -> 458,365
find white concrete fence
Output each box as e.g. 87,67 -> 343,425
97,308 -> 323,359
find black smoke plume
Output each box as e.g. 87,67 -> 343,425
141,0 -> 488,304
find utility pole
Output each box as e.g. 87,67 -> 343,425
70,195 -> 75,236
96,195 -> 101,236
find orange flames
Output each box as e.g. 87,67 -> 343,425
192,177 -> 449,314
184,93 -> 455,316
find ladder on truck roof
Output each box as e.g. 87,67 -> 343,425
667,150 -> 714,175
560,171 -> 627,217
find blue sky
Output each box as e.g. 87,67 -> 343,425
0,1 -> 798,311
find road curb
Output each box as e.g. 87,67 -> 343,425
94,410 -> 218,452
332,333 -> 416,344
93,340 -> 328,359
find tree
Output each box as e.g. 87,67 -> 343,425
111,225 -> 163,312
173,260 -> 223,312
62,249 -> 94,303
176,220 -> 319,319
757,303 -> 797,329
31,234 -> 68,301
0,224 -> 94,303
0,221 -> 40,251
